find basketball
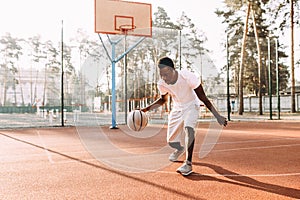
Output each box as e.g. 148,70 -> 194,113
127,110 -> 148,131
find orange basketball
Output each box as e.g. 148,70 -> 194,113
127,110 -> 148,131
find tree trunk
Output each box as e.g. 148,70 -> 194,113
13,78 -> 17,106
18,67 -> 25,106
30,66 -> 33,105
3,67 -> 8,106
251,8 -> 263,115
43,67 -> 47,106
34,70 -> 38,101
238,2 -> 251,115
290,0 -> 296,113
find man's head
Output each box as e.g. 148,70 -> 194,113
158,56 -> 174,69
158,56 -> 177,85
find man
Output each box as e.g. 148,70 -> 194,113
141,56 -> 227,176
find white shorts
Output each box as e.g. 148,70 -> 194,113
167,103 -> 200,143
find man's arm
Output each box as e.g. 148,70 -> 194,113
141,94 -> 168,112
194,84 -> 227,126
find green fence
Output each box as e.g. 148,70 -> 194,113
0,106 -> 89,114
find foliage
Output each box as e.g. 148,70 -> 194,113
216,0 -> 291,96
0,3 -> 297,110
0,33 -> 24,105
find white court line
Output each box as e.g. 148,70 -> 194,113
51,158 -> 300,177
50,158 -> 99,164
46,142 -> 300,164
36,130 -> 54,163
51,154 -> 300,178
159,170 -> 300,177
202,127 -> 300,138
208,143 -> 300,153
38,142 -> 300,163
0,150 -> 92,161
43,158 -> 300,178
200,137 -> 300,146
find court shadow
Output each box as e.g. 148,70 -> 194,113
187,162 -> 300,199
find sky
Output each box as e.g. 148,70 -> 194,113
0,0 -> 298,76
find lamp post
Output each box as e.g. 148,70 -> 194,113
275,38 -> 280,119
61,20 -> 65,127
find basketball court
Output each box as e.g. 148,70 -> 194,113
1,119 -> 300,199
1,1 -> 299,199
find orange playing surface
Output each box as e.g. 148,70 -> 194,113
1,121 -> 300,199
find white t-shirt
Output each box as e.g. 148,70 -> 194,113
157,69 -> 201,111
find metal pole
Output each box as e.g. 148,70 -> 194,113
179,29 -> 182,70
275,38 -> 280,119
124,35 -> 128,124
61,20 -> 64,126
267,37 -> 272,120
226,34 -> 231,121
97,34 -> 144,129
111,42 -> 118,129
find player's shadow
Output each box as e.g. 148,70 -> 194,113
187,162 -> 300,199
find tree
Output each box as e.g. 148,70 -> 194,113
251,3 -> 263,115
266,0 -> 300,112
290,0 -> 296,112
0,33 -> 23,106
62,44 -> 76,106
44,40 -> 61,106
216,0 -> 291,115
71,28 -> 106,106
176,11 -> 208,74
153,7 -> 176,29
222,1 -> 252,115
122,6 -> 214,111
150,7 -> 178,96
27,35 -> 47,105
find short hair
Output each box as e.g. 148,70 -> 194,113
158,56 -> 174,69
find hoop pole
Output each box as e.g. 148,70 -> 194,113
97,33 -> 146,129
111,41 -> 118,129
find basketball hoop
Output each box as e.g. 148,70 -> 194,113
95,0 -> 152,37
119,24 -> 136,34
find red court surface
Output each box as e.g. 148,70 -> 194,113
1,120 -> 300,199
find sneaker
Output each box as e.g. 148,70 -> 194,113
176,161 -> 193,176
169,149 -> 184,162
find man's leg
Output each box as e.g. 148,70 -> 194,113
168,132 -> 184,162
185,126 -> 195,162
182,104 -> 199,163
167,110 -> 185,162
176,103 -> 199,176
169,141 -> 184,151
176,126 -> 194,176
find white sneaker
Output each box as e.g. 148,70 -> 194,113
176,161 -> 193,176
168,149 -> 184,162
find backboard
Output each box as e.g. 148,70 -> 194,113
95,0 -> 152,37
